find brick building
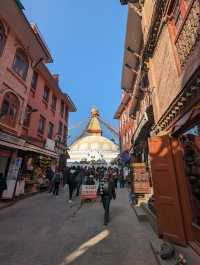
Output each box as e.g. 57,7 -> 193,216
0,1 -> 76,199
118,0 -> 200,250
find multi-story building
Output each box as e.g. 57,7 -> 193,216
0,1 -> 76,199
118,0 -> 200,250
114,92 -> 133,152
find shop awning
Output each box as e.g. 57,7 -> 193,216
114,93 -> 131,119
171,104 -> 200,135
24,143 -> 59,158
131,106 -> 154,146
121,5 -> 143,92
0,140 -> 26,151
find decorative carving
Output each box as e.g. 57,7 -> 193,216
175,0 -> 200,67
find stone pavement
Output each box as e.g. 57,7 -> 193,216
0,188 -> 157,265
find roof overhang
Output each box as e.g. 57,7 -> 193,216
37,64 -> 77,112
114,93 -> 131,119
0,0 -> 52,63
120,0 -> 140,5
121,4 -> 143,92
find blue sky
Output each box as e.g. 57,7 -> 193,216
22,0 -> 127,135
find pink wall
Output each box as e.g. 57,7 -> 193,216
25,72 -> 69,146
0,20 -> 32,137
0,17 -> 69,149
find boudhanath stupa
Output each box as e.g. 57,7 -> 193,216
68,108 -> 119,165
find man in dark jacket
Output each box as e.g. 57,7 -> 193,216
99,175 -> 116,225
75,168 -> 84,196
64,167 -> 77,203
52,172 -> 61,196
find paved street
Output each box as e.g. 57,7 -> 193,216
0,189 -> 156,265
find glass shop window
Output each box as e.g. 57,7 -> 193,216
181,124 -> 200,226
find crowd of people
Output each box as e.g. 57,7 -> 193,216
45,165 -> 126,225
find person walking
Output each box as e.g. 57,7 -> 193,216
67,167 -> 76,203
98,173 -> 116,225
52,171 -> 61,196
46,167 -> 54,193
75,168 -> 84,196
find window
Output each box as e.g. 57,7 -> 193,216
0,92 -> 20,127
12,48 -> 28,80
0,21 -> 6,56
61,100 -> 64,117
23,105 -> 32,127
65,107 -> 68,122
31,71 -> 38,89
63,126 -> 67,144
43,86 -> 49,102
58,121 -> 62,136
48,122 -> 54,139
38,115 -> 46,134
51,95 -> 57,111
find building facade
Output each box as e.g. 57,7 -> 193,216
118,0 -> 200,250
0,0 -> 76,199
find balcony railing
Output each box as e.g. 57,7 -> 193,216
175,0 -> 200,67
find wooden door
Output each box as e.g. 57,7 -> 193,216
148,135 -> 186,245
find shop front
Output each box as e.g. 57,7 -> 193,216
17,144 -> 58,196
0,130 -> 59,199
148,70 -> 200,251
130,106 -> 154,203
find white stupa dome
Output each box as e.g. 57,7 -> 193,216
68,108 -> 119,164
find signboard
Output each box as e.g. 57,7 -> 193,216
132,163 -> 151,194
80,185 -> 98,200
2,157 -> 22,199
45,138 -> 55,151
0,132 -> 25,146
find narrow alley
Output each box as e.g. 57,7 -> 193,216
0,190 -> 156,265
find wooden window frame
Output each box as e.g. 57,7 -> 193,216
51,95 -> 57,111
23,105 -> 32,127
38,115 -> 46,134
12,48 -> 29,81
43,86 -> 49,102
0,20 -> 6,57
0,92 -> 20,128
48,122 -> 54,139
31,71 -> 38,90
58,121 -> 63,136
60,100 -> 64,117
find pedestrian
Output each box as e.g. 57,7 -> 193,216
0,173 -> 7,199
75,168 -> 84,196
98,173 -> 116,226
67,167 -> 77,203
46,167 -> 55,193
52,171 -> 61,196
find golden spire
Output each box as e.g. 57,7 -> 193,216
87,107 -> 102,135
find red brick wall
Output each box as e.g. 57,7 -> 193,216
149,27 -> 180,123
